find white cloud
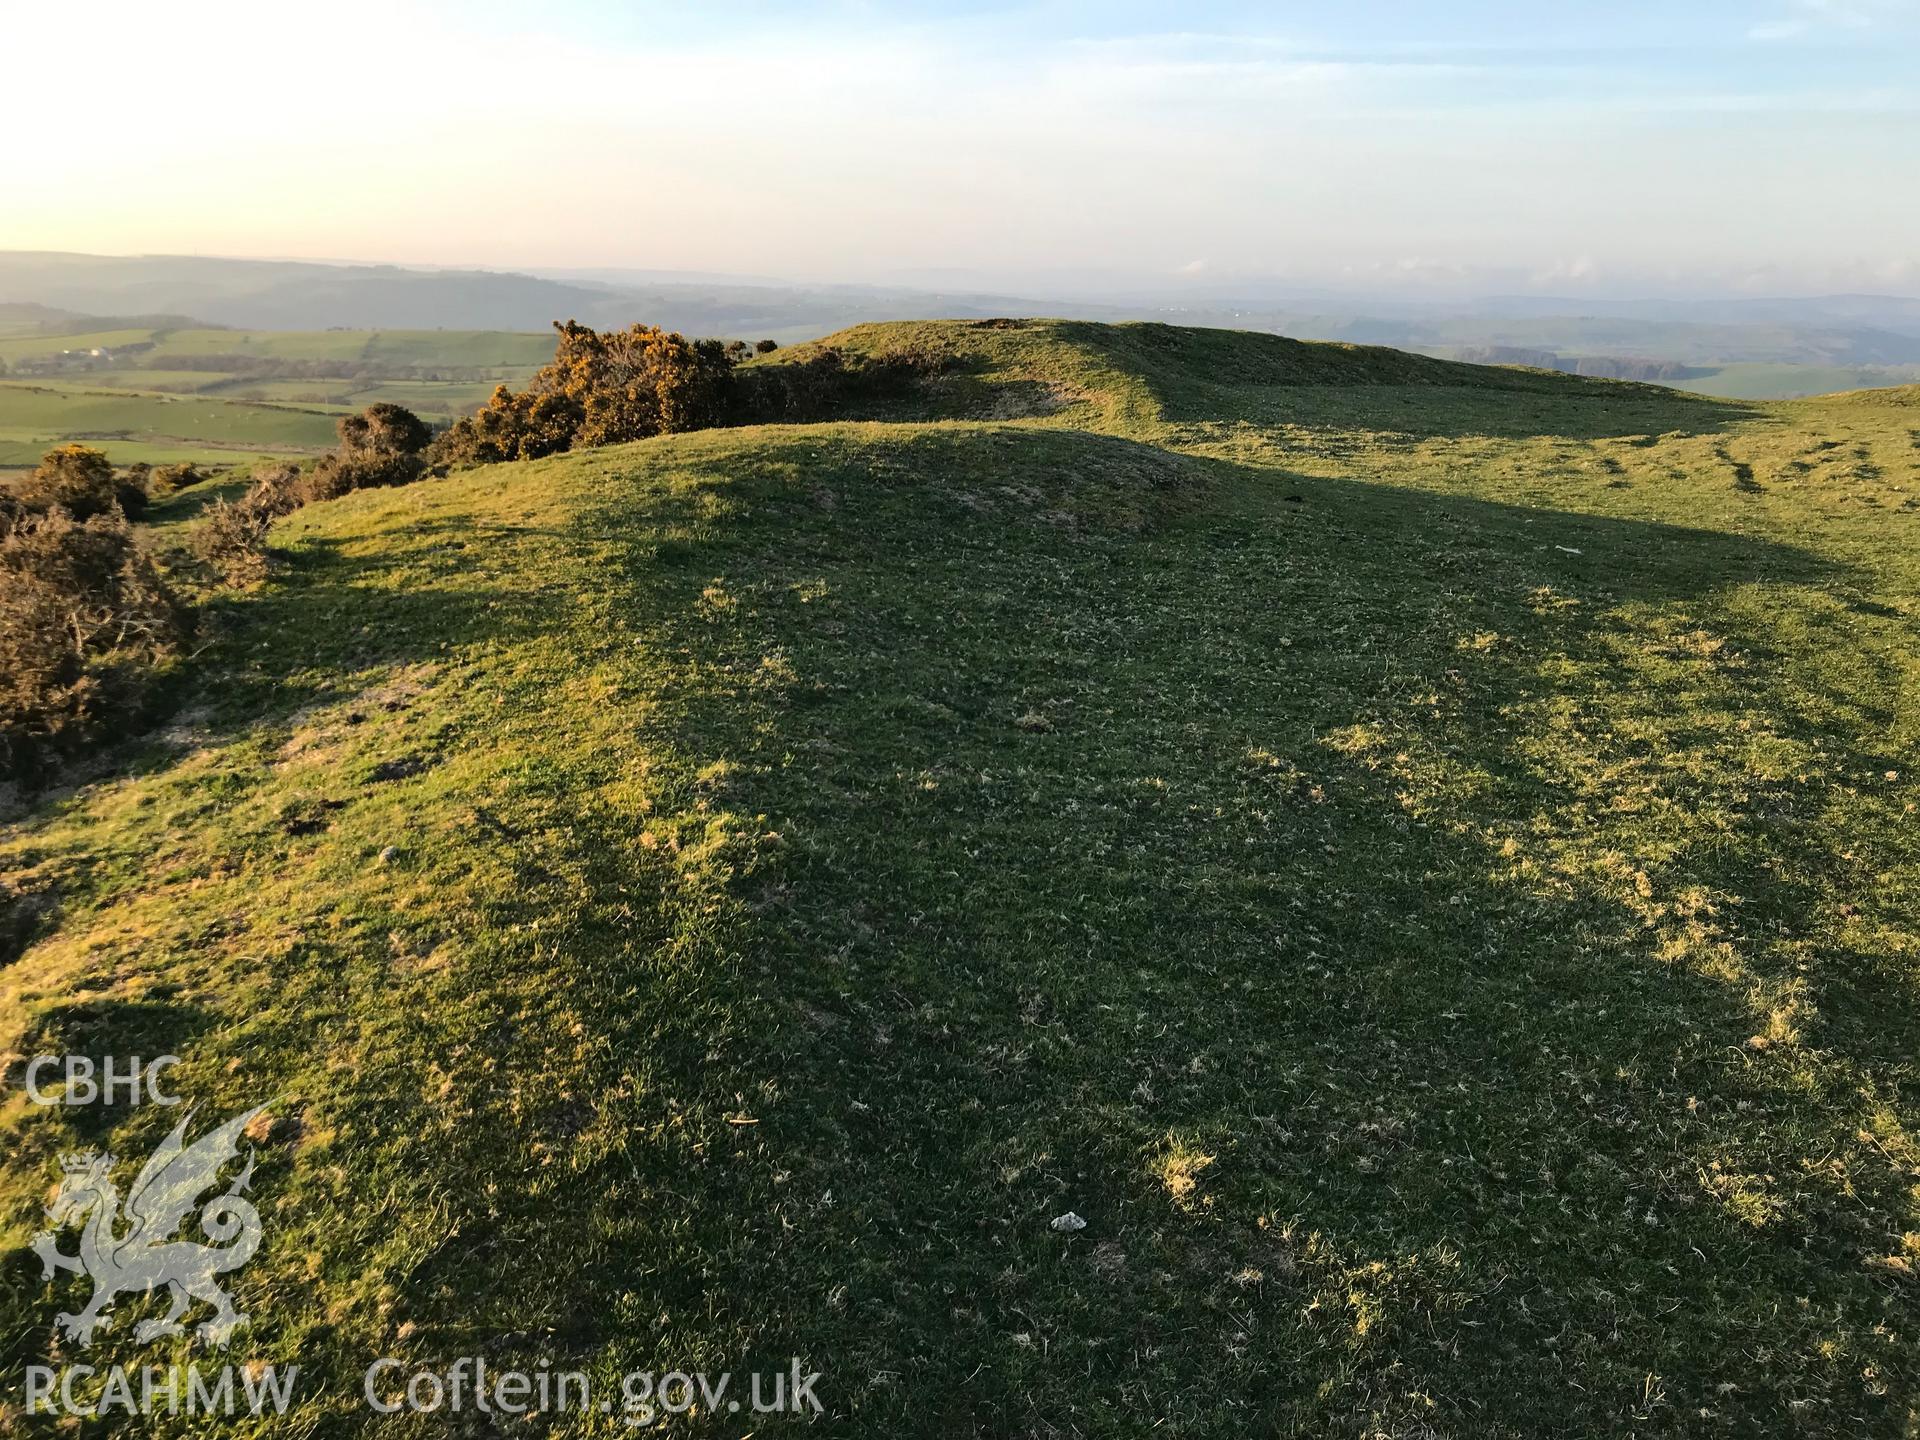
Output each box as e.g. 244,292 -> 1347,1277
1752,0 -> 1914,35
1534,256 -> 1602,287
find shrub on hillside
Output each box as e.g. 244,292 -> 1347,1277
434,321 -> 732,465
192,463 -> 305,586
433,386 -> 584,466
730,345 -> 852,422
731,342 -> 955,423
193,500 -> 273,587
11,445 -> 135,521
431,322 -> 959,470
337,401 -> 433,458
151,461 -> 210,493
302,403 -> 433,498
544,321 -> 733,445
304,447 -> 425,500
1,506 -> 187,774
240,462 -> 307,521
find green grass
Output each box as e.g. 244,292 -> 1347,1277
0,329 -> 159,365
199,377 -> 509,418
0,323 -> 547,379
0,325 -> 550,460
137,470 -> 262,535
54,369 -> 264,397
139,328 -> 554,368
339,379 -> 508,415
2,321 -> 1917,1436
0,380 -> 343,469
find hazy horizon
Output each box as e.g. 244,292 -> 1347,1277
8,246 -> 1920,310
7,1 -> 1917,303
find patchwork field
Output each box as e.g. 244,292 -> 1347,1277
0,326 -> 554,370
0,382 -> 342,470
0,325 -> 558,470
1,321 -> 1917,1435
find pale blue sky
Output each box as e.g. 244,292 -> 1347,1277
6,0 -> 1916,296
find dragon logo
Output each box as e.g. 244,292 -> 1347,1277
30,1105 -> 270,1348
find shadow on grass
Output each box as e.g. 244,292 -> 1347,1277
8,995 -> 216,1147
139,472 -> 257,531
171,531 -> 570,734
1,423 -> 1907,1435
455,429 -> 1898,1433
1056,318 -> 1764,441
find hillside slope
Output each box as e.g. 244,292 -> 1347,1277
760,317 -> 1726,433
2,324 -> 1917,1436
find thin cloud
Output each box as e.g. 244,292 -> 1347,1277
1760,0 -> 1914,31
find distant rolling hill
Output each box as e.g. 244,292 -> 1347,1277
0,251 -> 1127,342
5,251 -> 1920,400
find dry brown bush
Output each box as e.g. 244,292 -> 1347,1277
10,445 -> 135,521
0,506 -> 187,775
191,464 -> 304,586
433,321 -> 732,465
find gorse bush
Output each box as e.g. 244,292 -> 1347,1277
0,505 -> 187,774
729,341 -> 956,423
193,499 -> 275,587
1,402 -> 437,779
433,321 -> 952,466
313,400 -> 433,493
150,461 -> 211,494
552,322 -> 732,445
434,322 -> 731,465
306,448 -> 425,500
434,386 -> 581,465
338,401 -> 434,459
192,463 -> 307,586
9,445 -> 147,521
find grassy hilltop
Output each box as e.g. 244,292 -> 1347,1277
2,320 -> 1917,1435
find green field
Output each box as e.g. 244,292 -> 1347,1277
0,381 -> 340,469
55,368 -> 254,396
139,327 -> 554,368
199,377 -> 506,417
1673,362 -> 1920,401
0,328 -> 157,364
22,374 -> 509,422
3,321 -> 1918,1435
345,378 -> 505,413
0,325 -> 552,464
0,325 -> 556,370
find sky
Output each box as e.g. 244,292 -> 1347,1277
5,0 -> 1918,298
